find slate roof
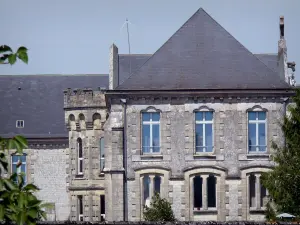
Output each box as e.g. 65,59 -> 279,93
0,74 -> 108,138
116,8 -> 290,90
118,54 -> 279,83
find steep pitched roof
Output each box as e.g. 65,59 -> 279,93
255,54 -> 278,73
117,8 -> 290,90
0,74 -> 108,138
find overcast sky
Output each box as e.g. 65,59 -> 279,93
1,0 -> 300,80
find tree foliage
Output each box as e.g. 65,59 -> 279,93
143,192 -> 175,222
261,88 -> 300,218
0,45 -> 28,65
0,136 -> 52,225
0,47 -> 51,224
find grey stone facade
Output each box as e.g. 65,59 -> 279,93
3,8 -> 297,223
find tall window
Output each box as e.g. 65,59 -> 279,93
248,111 -> 266,152
100,195 -> 105,221
100,138 -> 105,172
77,195 -> 83,221
193,174 -> 217,210
142,174 -> 161,207
142,112 -> 160,153
11,154 -> 27,184
248,173 -> 268,209
195,111 -> 213,153
77,138 -> 83,175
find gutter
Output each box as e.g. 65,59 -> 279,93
120,98 -> 128,221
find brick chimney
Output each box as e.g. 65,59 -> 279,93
109,44 -> 119,90
278,16 -> 289,84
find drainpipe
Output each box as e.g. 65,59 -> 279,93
120,98 -> 128,221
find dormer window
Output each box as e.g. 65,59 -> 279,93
16,120 -> 24,128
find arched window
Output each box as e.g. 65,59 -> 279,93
141,174 -> 162,208
69,114 -> 76,130
248,173 -> 268,210
193,174 -> 217,210
79,114 -> 86,130
77,138 -> 83,175
93,113 -> 101,130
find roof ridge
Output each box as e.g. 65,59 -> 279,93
117,8 -> 205,89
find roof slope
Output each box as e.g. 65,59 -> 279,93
255,54 -> 278,73
117,8 -> 289,90
0,74 -> 108,138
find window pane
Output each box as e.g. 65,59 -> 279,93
152,124 -> 160,147
259,123 -> 266,151
195,124 -> 203,150
12,156 -> 18,163
205,111 -> 213,121
248,112 -> 256,120
248,123 -> 256,151
195,112 -> 203,121
142,124 -> 150,152
20,155 -> 26,162
152,113 -> 160,122
207,175 -> 216,207
143,176 -> 150,206
258,112 -> 266,120
205,124 -> 213,150
79,160 -> 83,173
142,113 -> 150,122
154,176 -> 161,194
21,164 -> 26,173
12,164 -> 17,173
100,159 -> 105,171
193,176 -> 202,208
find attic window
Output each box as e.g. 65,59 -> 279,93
16,120 -> 24,128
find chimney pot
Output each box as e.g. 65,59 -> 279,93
280,16 -> 284,38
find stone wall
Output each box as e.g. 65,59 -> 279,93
5,147 -> 71,221
107,96 -> 286,222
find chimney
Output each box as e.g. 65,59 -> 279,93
278,16 -> 289,84
109,44 -> 119,90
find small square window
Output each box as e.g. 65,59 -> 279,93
16,120 -> 24,128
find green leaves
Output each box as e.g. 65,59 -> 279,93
0,45 -> 28,65
0,135 -> 48,224
143,192 -> 176,222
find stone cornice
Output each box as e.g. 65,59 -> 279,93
27,137 -> 68,149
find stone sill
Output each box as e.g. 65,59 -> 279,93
140,154 -> 163,160
74,174 -> 84,180
193,154 -> 217,159
132,154 -> 171,161
238,154 -> 270,161
250,207 -> 266,213
193,208 -> 217,214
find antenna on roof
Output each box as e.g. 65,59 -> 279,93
120,18 -> 132,74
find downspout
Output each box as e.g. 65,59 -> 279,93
120,98 -> 128,221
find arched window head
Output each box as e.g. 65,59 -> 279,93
78,114 -> 86,130
93,113 -> 101,130
69,114 -> 76,130
77,138 -> 83,175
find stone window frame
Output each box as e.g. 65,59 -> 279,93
11,153 -> 27,184
240,166 -> 271,219
193,106 -> 215,155
140,107 -> 162,155
184,167 -> 226,221
78,113 -> 86,130
246,105 -> 268,154
68,114 -> 76,131
135,168 -> 170,220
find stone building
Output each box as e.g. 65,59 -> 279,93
0,8 -> 296,222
